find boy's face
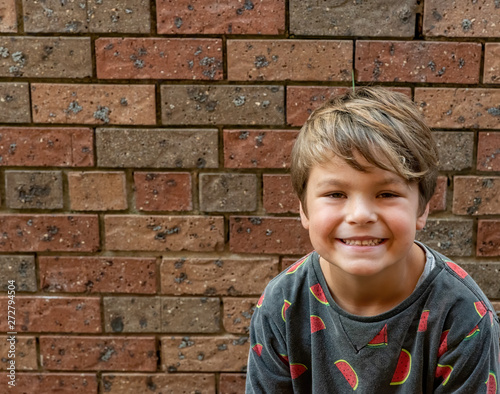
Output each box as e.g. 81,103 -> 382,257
299,153 -> 429,279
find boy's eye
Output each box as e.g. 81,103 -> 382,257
378,192 -> 398,198
327,192 -> 346,198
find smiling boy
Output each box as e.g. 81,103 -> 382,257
246,87 -> 499,393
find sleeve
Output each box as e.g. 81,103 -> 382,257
433,310 -> 500,393
245,294 -> 293,394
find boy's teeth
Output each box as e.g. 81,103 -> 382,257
342,239 -> 382,246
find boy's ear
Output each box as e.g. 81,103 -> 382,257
299,201 -> 310,230
416,203 -> 430,231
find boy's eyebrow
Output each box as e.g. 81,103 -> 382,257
316,177 -> 408,189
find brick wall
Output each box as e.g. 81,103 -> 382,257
0,0 -> 499,393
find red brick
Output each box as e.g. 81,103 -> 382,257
223,297 -> 258,334
161,336 -> 249,372
220,373 -> 247,394
287,86 -> 411,126
484,44 -> 500,84
477,220 -> 500,257
228,40 -> 352,81
0,127 -> 93,167
96,38 -> 223,80
224,129 -> 297,169
0,82 -> 30,123
263,174 -> 299,214
452,176 -> 500,215
105,215 -> 224,252
156,0 -> 285,34
230,216 -> 312,255
0,373 -> 98,394
134,172 -> 192,211
39,256 -> 157,294
282,257 -> 298,271
40,336 -> 157,371
423,0 -> 500,37
161,257 -> 279,296
0,336 -> 37,370
101,373 -> 215,394
415,88 -> 500,129
356,41 -> 480,84
477,132 -> 500,171
31,84 -> 156,125
0,37 -> 91,78
69,172 -> 127,211
0,214 -> 99,252
429,176 -> 447,213
0,297 -> 101,333
0,0 -> 17,32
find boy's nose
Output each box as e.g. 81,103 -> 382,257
345,197 -> 377,225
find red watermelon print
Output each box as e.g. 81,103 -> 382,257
437,330 -> 449,358
281,300 -> 291,322
367,324 -> 388,348
335,360 -> 359,390
446,261 -> 468,279
435,364 -> 453,386
256,292 -> 265,308
310,315 -> 326,333
286,254 -> 310,274
290,363 -> 308,379
390,349 -> 412,385
465,325 -> 480,340
252,343 -> 263,357
489,310 -> 494,326
486,372 -> 497,394
418,310 -> 430,332
279,353 -> 289,364
310,283 -> 329,305
475,301 -> 488,318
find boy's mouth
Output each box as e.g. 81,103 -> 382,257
340,238 -> 384,246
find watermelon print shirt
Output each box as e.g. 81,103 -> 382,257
246,243 -> 500,393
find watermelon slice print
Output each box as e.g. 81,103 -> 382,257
310,283 -> 329,305
435,364 -> 453,386
418,310 -> 430,332
486,372 -> 497,394
390,349 -> 411,385
489,310 -> 494,326
290,363 -> 308,379
279,353 -> 289,365
475,301 -> 488,318
465,325 -> 480,340
281,300 -> 291,322
286,254 -> 310,274
446,261 -> 468,279
367,324 -> 388,348
437,330 -> 449,358
252,343 -> 263,357
256,292 -> 265,308
335,360 -> 359,390
310,315 -> 326,333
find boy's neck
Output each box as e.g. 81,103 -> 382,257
319,243 -> 426,317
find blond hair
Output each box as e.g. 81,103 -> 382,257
290,87 -> 439,215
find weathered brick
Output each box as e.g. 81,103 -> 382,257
39,256 -> 157,294
161,297 -> 220,333
0,127 -> 93,167
156,0 -> 285,34
31,84 -> 156,125
484,44 -> 500,84
356,41 -> 480,83
434,132 -> 474,171
453,176 -> 500,215
287,86 -> 411,127
104,297 -> 160,333
263,174 -> 299,214
228,40 -> 352,81
96,38 -> 222,80
416,218 -> 473,257
5,171 -> 63,209
220,374 -> 247,394
0,214 -> 99,252
429,176 -> 447,213
224,129 -> 297,169
68,171 -> 127,211
477,132 -> 500,171
40,336 -> 157,371
134,172 -> 192,212
423,0 -> 500,37
97,128 -> 218,169
223,297 -> 258,334
0,373 -> 97,393
0,297 -> 101,333
477,220 -> 500,257
459,263 -> 500,299
290,0 -> 417,36
161,85 -> 284,125
0,0 -> 17,32
105,215 -> 224,252
0,83 -> 30,123
199,173 -> 257,212
230,216 -> 312,255
161,336 -> 249,372
101,373 -> 216,394
282,257 -> 298,271
23,0 -> 151,33
415,88 -> 500,129
0,336 -> 37,370
161,257 -> 279,296
0,255 -> 36,292
0,37 -> 91,78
